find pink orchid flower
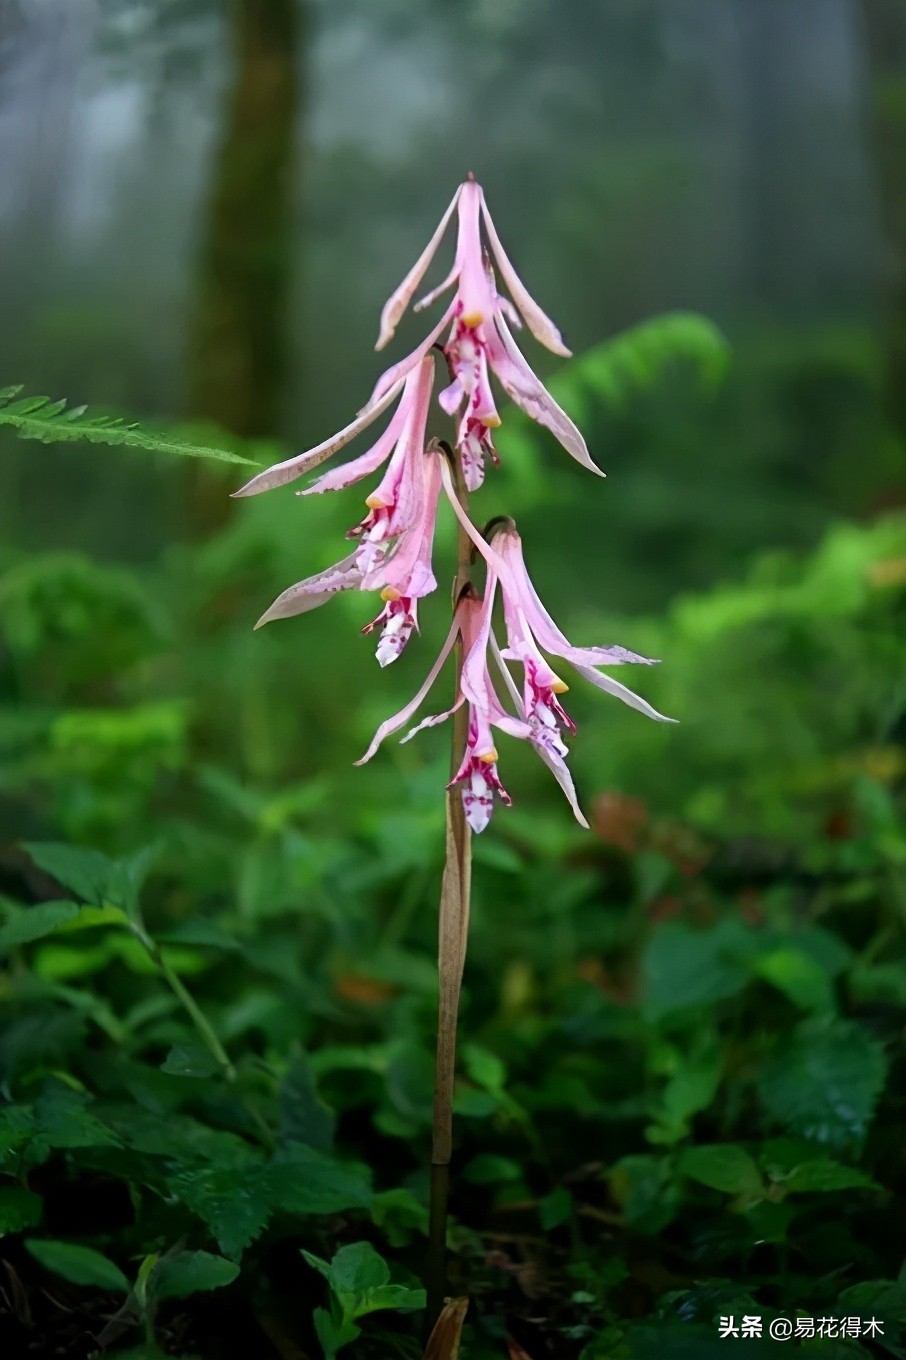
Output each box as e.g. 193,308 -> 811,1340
371,175 -> 603,488
355,452 -> 673,834
253,358 -> 441,666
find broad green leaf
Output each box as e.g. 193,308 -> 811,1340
609,1155 -> 681,1234
313,1305 -> 359,1360
0,901 -> 80,952
753,948 -> 835,1013
679,1144 -> 764,1198
354,1282 -> 425,1317
780,1160 -> 879,1193
267,1144 -> 372,1214
463,1153 -> 523,1185
161,1042 -> 221,1079
0,1186 -> 42,1236
641,921 -> 750,1020
757,1019 -> 888,1149
0,385 -> 258,467
278,1054 -> 336,1151
25,1239 -> 130,1292
462,1045 -> 506,1094
156,919 -> 242,951
539,1186 -> 573,1230
152,1250 -> 240,1300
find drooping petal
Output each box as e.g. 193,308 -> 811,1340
300,403 -> 408,496
493,527 -> 658,667
479,186 -> 571,357
486,315 -> 604,476
233,378 -> 406,497
355,609 -> 462,765
254,552 -> 362,628
376,184 -> 463,351
369,302 -> 456,406
572,663 -> 676,723
401,694 -> 466,743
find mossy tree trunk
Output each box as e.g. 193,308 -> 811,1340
186,0 -> 302,527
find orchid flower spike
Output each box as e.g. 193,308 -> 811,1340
254,357 -> 441,667
372,175 -> 604,487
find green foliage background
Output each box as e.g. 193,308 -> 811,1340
1,323 -> 904,1358
2,4 -> 906,1357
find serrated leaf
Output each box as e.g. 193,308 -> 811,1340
0,386 -> 258,467
0,1186 -> 42,1236
151,1250 -> 239,1300
33,1086 -> 119,1150
23,842 -> 154,920
167,1166 -> 272,1259
25,1239 -> 130,1292
278,1054 -> 336,1151
757,1019 -> 888,1149
0,901 -> 80,952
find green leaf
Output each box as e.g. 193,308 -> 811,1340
161,1042 -> 221,1079
25,1239 -> 131,1292
462,1044 -> 506,1094
679,1144 -> 764,1198
641,921 -> 750,1020
757,1019 -> 888,1149
0,901 -> 80,952
151,1250 -> 240,1301
302,1242 -> 424,1322
539,1186 -> 573,1230
777,1159 -> 879,1194
0,1187 -> 43,1236
167,1166 -> 272,1259
753,948 -> 836,1013
463,1153 -> 523,1185
33,1086 -> 119,1150
647,1051 -> 723,1145
313,1305 -> 359,1360
0,385 -> 258,467
278,1054 -> 336,1151
23,842 -> 154,919
268,1144 -> 372,1214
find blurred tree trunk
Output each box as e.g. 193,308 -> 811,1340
186,0 -> 302,527
861,0 -> 906,439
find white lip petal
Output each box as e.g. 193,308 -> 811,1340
376,184 -> 462,351
479,186 -> 572,357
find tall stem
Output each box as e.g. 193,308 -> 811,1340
426,454 -> 473,1327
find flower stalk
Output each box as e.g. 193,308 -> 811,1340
427,447 -> 472,1324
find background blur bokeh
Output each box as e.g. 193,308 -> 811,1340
1,3 -> 905,1359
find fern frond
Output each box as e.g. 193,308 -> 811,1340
0,387 -> 260,468
553,311 -> 730,414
